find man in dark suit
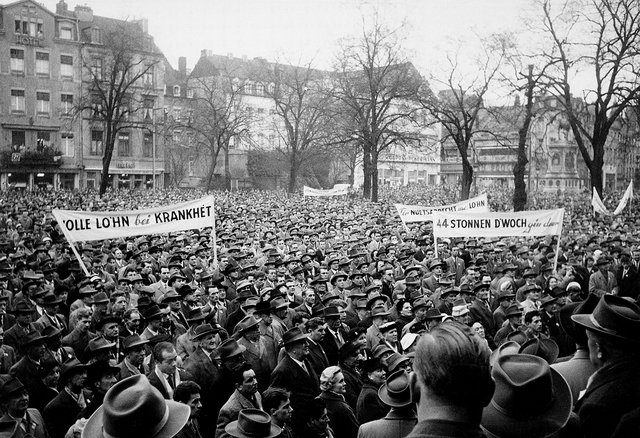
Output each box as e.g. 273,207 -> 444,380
216,363 -> 263,438
0,375 -> 48,438
321,312 -> 345,365
42,326 -> 75,365
4,301 -> 38,358
183,324 -> 222,433
146,341 -> 193,400
615,252 -> 640,300
61,308 -> 95,361
33,292 -> 67,335
0,327 -> 16,374
117,334 -> 148,380
305,317 -> 329,376
270,327 -> 320,435
468,282 -> 496,339
43,359 -> 87,438
9,331 -> 46,408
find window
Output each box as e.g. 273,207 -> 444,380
90,130 -> 103,155
10,49 -> 24,73
61,133 -> 74,157
142,66 -> 154,87
143,133 -> 153,158
36,131 -> 51,150
187,89 -> 194,98
91,58 -> 102,80
86,172 -> 97,189
61,94 -> 73,116
143,98 -> 154,121
60,55 -> 73,78
12,131 -> 25,152
36,92 -> 50,115
91,96 -> 103,119
256,83 -> 264,96
36,52 -> 49,76
15,17 -> 43,37
244,82 -> 253,94
10,89 -> 25,113
91,28 -> 102,44
59,24 -> 73,40
118,133 -> 130,156
173,85 -> 181,97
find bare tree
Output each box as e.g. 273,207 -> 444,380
183,74 -> 252,189
254,61 -> 337,193
77,21 -> 160,196
334,19 -> 424,202
419,39 -> 506,200
539,0 -> 640,195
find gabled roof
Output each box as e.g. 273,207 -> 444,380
1,0 -> 55,16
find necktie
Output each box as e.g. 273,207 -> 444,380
168,374 -> 175,389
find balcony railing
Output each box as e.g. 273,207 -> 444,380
1,147 -> 63,167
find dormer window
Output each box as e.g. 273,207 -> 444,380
60,24 -> 73,40
173,85 -> 181,97
91,28 -> 102,44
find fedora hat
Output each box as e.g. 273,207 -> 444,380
558,294 -> 599,345
22,331 -> 45,348
387,353 -> 410,373
379,321 -> 396,334
42,291 -> 63,306
372,343 -> 394,359
192,323 -> 219,341
323,305 -> 341,318
142,304 -> 168,321
329,271 -> 348,285
519,338 -> 559,364
41,324 -> 62,339
11,300 -> 35,314
429,259 -> 446,270
371,306 -> 390,318
282,327 -> 308,347
236,315 -> 261,333
225,409 -> 281,438
82,374 -> 189,438
96,313 -> 120,329
60,358 -> 88,381
160,290 -> 181,303
504,304 -> 523,318
378,369 -> 413,407
424,308 -> 445,321
490,341 -> 521,368
539,295 -> 558,308
481,354 -> 571,438
86,337 -> 116,354
254,301 -> 272,315
411,298 -> 430,311
123,335 -> 149,351
339,341 -> 361,361
0,375 -> 25,400
91,292 -> 109,305
185,308 -> 206,323
218,338 -> 246,360
572,294 -> 640,344
86,360 -> 120,387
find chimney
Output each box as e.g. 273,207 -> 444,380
74,5 -> 93,22
178,57 -> 187,76
56,0 -> 68,15
135,18 -> 148,33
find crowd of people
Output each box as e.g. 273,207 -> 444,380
0,184 -> 635,438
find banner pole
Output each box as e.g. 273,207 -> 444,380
69,241 -> 90,277
210,198 -> 218,267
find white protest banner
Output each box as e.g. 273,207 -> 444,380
431,208 -> 564,239
303,185 -> 349,197
613,181 -> 633,215
591,188 -> 610,215
395,193 -> 489,223
52,195 -> 215,243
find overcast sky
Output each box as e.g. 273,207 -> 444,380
41,0 -> 535,76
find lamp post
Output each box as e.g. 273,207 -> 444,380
146,107 -> 166,191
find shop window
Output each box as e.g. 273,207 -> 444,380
118,174 -> 131,189
86,172 -> 97,189
60,174 -> 75,190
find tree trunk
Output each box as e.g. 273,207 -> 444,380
224,145 -> 231,191
99,128 -> 116,196
513,65 -> 534,212
288,160 -> 299,194
362,143 -> 371,200
461,156 -> 473,200
207,146 -> 219,190
371,149 -> 379,202
590,156 -> 605,196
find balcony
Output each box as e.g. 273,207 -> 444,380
1,147 -> 63,168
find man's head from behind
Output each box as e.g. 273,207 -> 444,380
412,322 -> 494,421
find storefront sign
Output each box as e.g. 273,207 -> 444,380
14,35 -> 42,46
116,161 -> 135,169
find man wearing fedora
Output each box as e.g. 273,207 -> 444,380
493,305 -> 523,346
270,327 -> 320,435
4,301 -> 37,358
365,306 -> 390,351
44,359 -> 87,438
140,304 -> 170,341
224,409 -> 281,438
33,291 -> 67,335
357,369 -> 416,438
0,375 -> 48,438
184,323 -> 222,433
176,307 -> 207,360
588,257 -> 617,297
469,282 -> 496,339
236,315 -> 273,392
0,328 -> 16,374
572,295 -> 640,438
78,360 -> 119,419
81,374 -> 189,438
216,363 -> 263,438
117,334 -> 149,380
305,317 -> 330,377
9,331 -> 46,406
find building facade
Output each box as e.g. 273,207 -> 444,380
0,0 -> 165,191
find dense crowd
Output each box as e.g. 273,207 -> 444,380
0,184 -> 636,438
